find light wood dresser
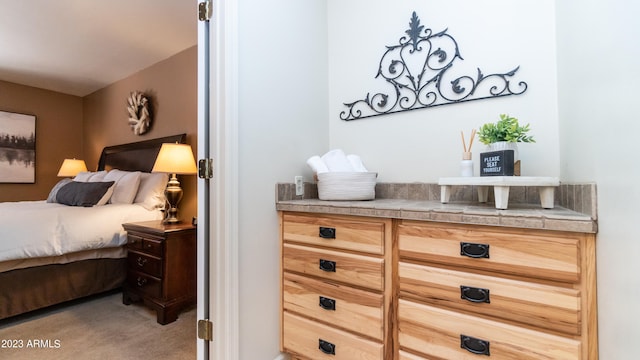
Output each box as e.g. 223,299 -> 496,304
279,196 -> 597,359
396,220 -> 597,359
280,212 -> 393,359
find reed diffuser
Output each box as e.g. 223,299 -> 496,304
460,129 -> 476,177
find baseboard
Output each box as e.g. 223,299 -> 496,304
272,354 -> 288,360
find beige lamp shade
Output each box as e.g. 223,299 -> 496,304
151,143 -> 197,224
57,159 -> 88,177
152,143 -> 197,175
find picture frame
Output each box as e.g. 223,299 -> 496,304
0,110 -> 36,183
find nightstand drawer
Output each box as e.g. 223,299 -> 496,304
283,272 -> 384,340
127,271 -> 162,298
141,238 -> 163,256
398,222 -> 580,283
283,243 -> 384,291
283,312 -> 383,360
128,251 -> 163,278
126,234 -> 163,257
283,213 -> 385,255
399,262 -> 580,335
398,300 -> 580,360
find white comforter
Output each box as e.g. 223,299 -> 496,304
0,201 -> 163,262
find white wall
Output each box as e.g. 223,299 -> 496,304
232,0 -> 638,358
556,1 -> 640,358
328,0 -> 557,181
237,0 -> 328,359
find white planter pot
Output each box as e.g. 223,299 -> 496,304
487,141 -> 519,162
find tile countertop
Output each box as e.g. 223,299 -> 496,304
275,182 -> 598,234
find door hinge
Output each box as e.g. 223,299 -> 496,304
198,1 -> 212,22
198,158 -> 213,179
198,319 -> 213,341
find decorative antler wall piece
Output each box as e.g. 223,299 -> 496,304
127,91 -> 152,135
340,11 -> 528,121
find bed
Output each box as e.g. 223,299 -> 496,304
0,134 -> 186,320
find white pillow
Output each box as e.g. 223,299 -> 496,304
88,170 -> 108,182
103,170 -> 142,204
73,171 -> 107,182
96,182 -> 116,206
134,172 -> 169,210
46,178 -> 73,203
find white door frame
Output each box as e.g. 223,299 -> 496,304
197,0 -> 240,359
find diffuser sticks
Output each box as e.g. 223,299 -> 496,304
460,129 -> 476,176
461,129 -> 476,154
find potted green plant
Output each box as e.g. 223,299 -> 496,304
478,114 -> 535,145
478,114 -> 534,161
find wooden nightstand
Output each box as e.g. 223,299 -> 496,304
122,220 -> 196,325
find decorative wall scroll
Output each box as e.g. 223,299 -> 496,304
340,12 -> 528,121
127,91 -> 152,135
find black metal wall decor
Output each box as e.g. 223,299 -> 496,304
340,12 -> 528,121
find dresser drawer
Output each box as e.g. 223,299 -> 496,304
127,271 -> 162,298
127,234 -> 163,257
399,262 -> 581,335
398,299 -> 581,359
127,251 -> 163,278
283,311 -> 383,360
283,272 -> 384,340
283,213 -> 386,255
398,350 -> 426,360
398,222 -> 581,283
283,243 -> 384,291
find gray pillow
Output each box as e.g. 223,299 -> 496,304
47,178 -> 73,203
56,181 -> 115,207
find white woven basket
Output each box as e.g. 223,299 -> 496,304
317,172 -> 377,200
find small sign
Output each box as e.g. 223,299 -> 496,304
480,150 -> 514,176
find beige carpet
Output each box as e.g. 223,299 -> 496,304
0,290 -> 196,359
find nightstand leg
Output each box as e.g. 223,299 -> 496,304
122,291 -> 133,305
157,307 -> 179,325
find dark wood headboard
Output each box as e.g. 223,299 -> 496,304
97,134 -> 186,172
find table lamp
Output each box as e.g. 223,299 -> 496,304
152,143 -> 197,224
57,159 -> 88,177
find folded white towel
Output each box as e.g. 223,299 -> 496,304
321,149 -> 354,172
347,154 -> 368,172
306,155 -> 329,174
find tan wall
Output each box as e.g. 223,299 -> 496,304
0,81 -> 83,202
0,46 -> 197,219
82,46 -> 198,220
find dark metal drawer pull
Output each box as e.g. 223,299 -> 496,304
460,334 -> 490,356
319,296 -> 336,311
136,277 -> 147,287
319,259 -> 336,272
318,339 -> 336,355
460,286 -> 490,303
136,257 -> 147,267
460,242 -> 490,258
319,227 -> 336,239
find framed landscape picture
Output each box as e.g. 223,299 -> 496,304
0,110 -> 36,183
